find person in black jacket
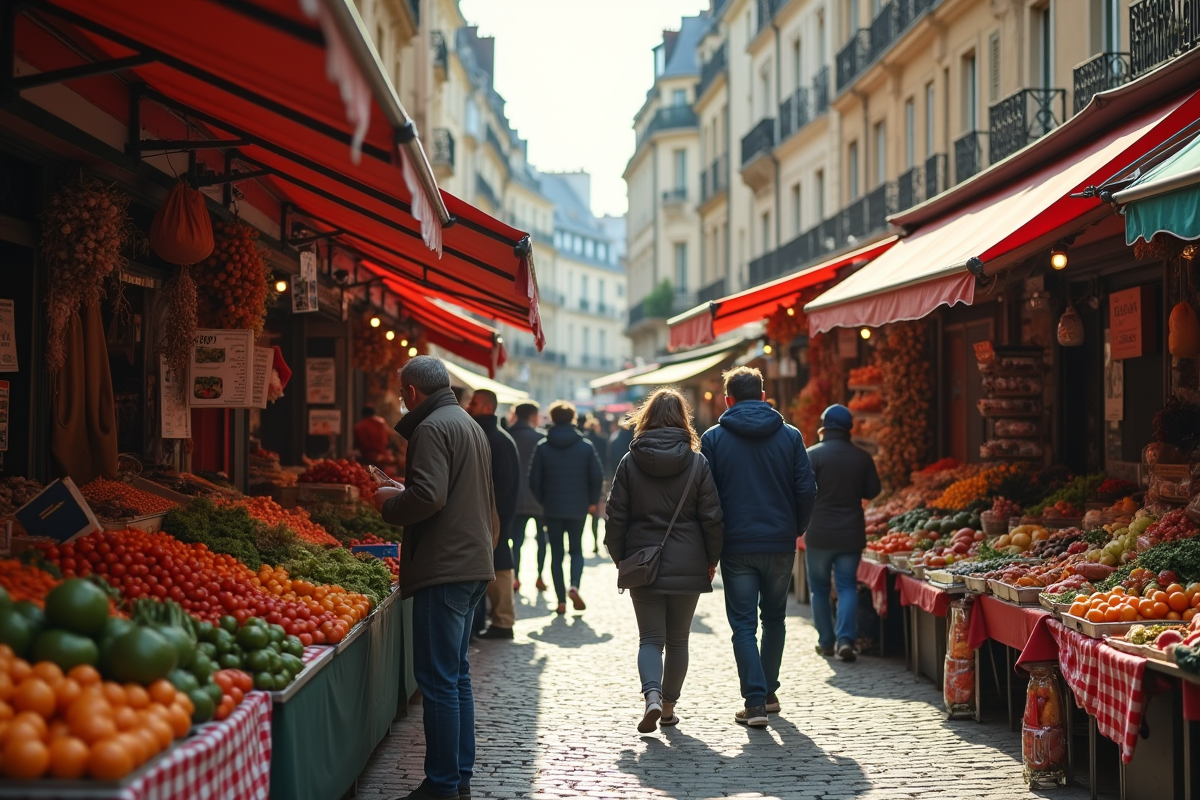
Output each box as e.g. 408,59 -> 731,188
805,404 -> 881,661
529,401 -> 603,615
467,389 -> 521,640
605,388 -> 723,733
607,423 -> 633,479
509,403 -> 548,593
582,416 -> 609,554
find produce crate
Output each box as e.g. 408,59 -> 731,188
1060,612 -> 1185,639
912,563 -> 926,580
862,549 -> 887,563
279,483 -> 360,509
988,580 -> 1044,605
131,476 -> 191,506
99,512 -> 166,533
890,552 -> 913,572
0,740 -> 182,798
963,576 -> 991,594
1038,594 -> 1072,617
1104,636 -> 1175,663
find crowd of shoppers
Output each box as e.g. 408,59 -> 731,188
374,356 -> 879,799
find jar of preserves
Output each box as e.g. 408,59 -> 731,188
943,599 -> 976,717
1022,663 -> 1067,787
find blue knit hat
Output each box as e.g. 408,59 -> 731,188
820,404 -> 853,431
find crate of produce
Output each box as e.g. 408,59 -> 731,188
989,580 -> 1043,605
100,512 -> 166,533
862,549 -> 887,564
927,569 -> 961,585
1104,636 -> 1175,663
963,575 -> 991,594
351,543 -> 399,559
1060,612 -> 1185,639
279,483 -> 360,508
912,563 -> 926,580
1038,594 -> 1072,616
131,476 -> 193,505
889,552 -> 913,572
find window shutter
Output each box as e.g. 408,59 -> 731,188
989,33 -> 1001,102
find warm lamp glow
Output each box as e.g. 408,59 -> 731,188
274,279 -> 288,293
860,328 -> 871,340
786,307 -> 795,316
763,344 -> 773,355
1050,249 -> 1068,270
385,330 -> 395,341
370,316 -> 381,327
407,347 -> 418,357
400,338 -> 409,347
704,391 -> 713,401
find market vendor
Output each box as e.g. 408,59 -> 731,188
354,406 -> 395,465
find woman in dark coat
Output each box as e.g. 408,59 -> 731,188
605,388 -> 723,733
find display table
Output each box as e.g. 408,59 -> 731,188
897,573 -> 951,617
856,558 -> 890,617
967,596 -> 1057,662
270,589 -> 405,800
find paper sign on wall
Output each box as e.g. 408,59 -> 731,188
306,357 -> 337,404
251,347 -> 273,409
837,328 -> 858,359
0,300 -> 17,372
160,356 -> 191,439
189,329 -> 254,407
1103,329 -> 1123,422
1110,286 -> 1155,360
308,409 -> 342,435
292,251 -> 319,313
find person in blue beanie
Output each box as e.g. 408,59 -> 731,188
804,404 -> 881,662
700,366 -> 816,727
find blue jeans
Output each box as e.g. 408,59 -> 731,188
806,548 -> 860,650
721,552 -> 793,708
412,580 -> 489,796
545,517 -> 585,603
511,516 -> 546,581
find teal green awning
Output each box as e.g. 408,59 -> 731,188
1121,135 -> 1200,244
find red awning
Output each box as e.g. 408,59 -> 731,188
666,237 -> 897,350
16,0 -> 543,342
806,88 -> 1200,333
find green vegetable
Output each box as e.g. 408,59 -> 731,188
188,688 -> 215,723
163,498 -> 267,570
196,621 -> 215,642
0,607 -> 36,658
1084,529 -> 1110,546
281,548 -> 393,605
254,671 -> 275,691
246,649 -> 272,673
190,653 -> 217,684
154,625 -> 196,670
267,624 -> 285,644
108,627 -> 178,684
197,642 -> 218,660
1027,474 -> 1106,516
0,586 -> 12,612
219,653 -> 243,670
97,617 -> 137,675
219,616 -> 239,635
31,630 -> 98,670
280,653 -> 303,676
273,672 -> 290,691
237,624 -> 270,651
14,600 -> 46,632
1175,644 -> 1200,675
308,503 -> 402,546
1101,538 -> 1200,590
284,637 -> 304,658
169,669 -> 201,693
204,681 -> 223,705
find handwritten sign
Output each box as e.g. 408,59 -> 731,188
1110,286 -> 1154,360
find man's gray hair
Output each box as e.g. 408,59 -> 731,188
400,355 -> 451,395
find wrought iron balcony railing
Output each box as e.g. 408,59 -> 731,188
925,153 -> 948,199
896,165 -> 921,211
486,125 -> 507,160
953,132 -> 986,184
698,42 -> 728,98
1130,0 -> 1200,77
697,277 -> 728,304
430,128 -> 455,169
701,153 -> 729,203
779,88 -> 811,143
636,105 -> 699,148
865,183 -> 896,233
836,29 -> 871,91
812,67 -> 830,115
662,187 -> 688,204
431,31 -> 448,76
988,88 -> 1067,164
839,0 -> 937,91
1073,52 -> 1131,113
740,117 -> 776,168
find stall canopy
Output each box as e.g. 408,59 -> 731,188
1117,135 -> 1200,243
14,0 -> 543,343
621,340 -> 749,388
806,88 -> 1200,334
588,364 -> 660,393
667,237 -> 899,350
442,361 -> 529,406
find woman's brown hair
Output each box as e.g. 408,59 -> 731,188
623,388 -> 700,451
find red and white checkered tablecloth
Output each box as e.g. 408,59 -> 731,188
302,644 -> 331,664
1048,619 -> 1146,763
118,690 -> 272,800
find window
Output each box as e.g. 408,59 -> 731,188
654,44 -> 666,77
573,235 -> 583,255
874,122 -> 886,185
989,32 -> 1001,102
599,279 -> 606,307
674,243 -> 688,291
848,140 -> 859,199
554,231 -> 563,249
760,211 -> 771,254
904,99 -> 915,169
599,330 -> 607,357
849,0 -> 860,34
791,183 -> 802,235
815,170 -> 825,219
597,244 -> 607,261
962,52 -> 977,130
582,327 -> 590,356
792,38 -> 803,91
568,324 -> 575,353
1094,0 -> 1120,52
673,149 -> 687,191
925,82 -> 936,157
584,239 -> 595,259
1034,6 -> 1052,89
672,88 -> 687,107
580,275 -> 588,305
759,66 -> 771,118
618,283 -> 624,297
818,11 -> 827,65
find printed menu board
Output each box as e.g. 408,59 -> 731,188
306,357 -> 337,404
251,347 -> 273,409
189,329 -> 254,407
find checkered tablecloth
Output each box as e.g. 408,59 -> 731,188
302,644 -> 330,664
1048,619 -> 1146,763
119,690 -> 272,800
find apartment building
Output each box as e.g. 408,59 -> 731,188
624,17 -> 707,361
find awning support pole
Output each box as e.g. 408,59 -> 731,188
11,54 -> 154,90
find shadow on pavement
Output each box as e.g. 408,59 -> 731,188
526,613 -> 614,647
617,714 -> 869,799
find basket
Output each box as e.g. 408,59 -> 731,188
980,511 -> 1008,536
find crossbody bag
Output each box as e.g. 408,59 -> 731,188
616,454 -> 700,591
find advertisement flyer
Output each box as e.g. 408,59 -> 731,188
189,329 -> 254,407
306,357 -> 337,404
308,408 -> 342,436
0,299 -> 17,372
292,251 -> 319,313
160,356 -> 191,439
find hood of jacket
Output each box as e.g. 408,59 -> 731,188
628,427 -> 695,477
546,423 -> 585,448
717,400 -> 784,439
471,413 -> 499,432
394,387 -> 459,441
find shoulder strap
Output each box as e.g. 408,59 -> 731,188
661,454 -> 701,548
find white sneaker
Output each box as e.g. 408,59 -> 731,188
638,691 -> 662,733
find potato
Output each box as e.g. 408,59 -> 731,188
1010,532 -> 1032,549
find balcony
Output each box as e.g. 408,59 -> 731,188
511,343 -> 566,365
474,173 -> 499,209
1073,52 -> 1131,113
1131,0 -> 1200,78
924,153 -> 948,199
627,293 -> 698,328
485,126 -> 507,161
579,298 -> 590,312
431,31 -> 448,81
740,117 -> 776,191
698,42 -> 727,99
953,132 -> 986,184
812,67 -> 830,115
697,277 -> 727,304
430,128 -> 455,179
779,88 -> 812,144
756,0 -> 783,34
865,183 -> 896,232
701,153 -> 729,204
896,165 -> 921,211
836,30 -> 871,92
661,186 -> 688,204
636,105 -> 698,148
988,88 -> 1067,164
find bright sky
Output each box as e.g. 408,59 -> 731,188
459,0 -> 709,219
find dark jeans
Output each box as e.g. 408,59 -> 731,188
721,552 -> 793,708
545,516 -> 585,603
412,580 -> 489,796
629,590 -> 700,701
511,516 -> 546,580
806,548 -> 860,649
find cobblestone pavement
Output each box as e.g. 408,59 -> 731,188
357,533 -> 1092,800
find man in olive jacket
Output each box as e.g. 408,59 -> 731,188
375,356 -> 498,800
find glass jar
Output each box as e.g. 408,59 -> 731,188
1021,663 -> 1067,787
943,599 -> 976,717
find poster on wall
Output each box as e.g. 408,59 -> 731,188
251,347 -> 273,409
0,380 -> 9,451
307,408 -> 342,435
189,329 -> 254,407
1103,329 -> 1123,422
837,328 -> 858,359
306,357 -> 337,404
1110,286 -> 1155,360
292,251 -> 320,313
160,357 -> 191,439
0,300 -> 17,372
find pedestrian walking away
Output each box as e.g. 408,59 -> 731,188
375,356 -> 500,800
467,389 -> 521,641
583,416 -> 609,554
604,388 -> 723,734
529,400 -> 603,615
701,366 -> 816,727
508,402 -> 548,593
804,404 -> 881,662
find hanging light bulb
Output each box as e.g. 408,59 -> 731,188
763,344 -> 773,355
859,327 -> 871,340
1050,248 -> 1069,270
400,338 -> 409,347
274,279 -> 289,293
704,391 -> 714,401
786,307 -> 795,316
370,316 -> 381,328
385,330 -> 395,341
408,346 -> 418,357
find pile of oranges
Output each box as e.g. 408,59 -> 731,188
0,560 -> 59,607
0,648 -> 193,780
1067,583 -> 1200,624
252,565 -> 372,645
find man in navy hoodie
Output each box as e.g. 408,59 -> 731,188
701,366 -> 816,728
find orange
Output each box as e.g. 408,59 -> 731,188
1120,604 -> 1138,622
1152,601 -> 1170,619
1068,603 -> 1087,617
1168,611 -> 1183,621
87,737 -> 134,780
0,700 -> 12,721
133,727 -> 160,762
70,711 -> 117,744
31,662 -> 64,688
0,671 -> 13,702
1109,586 -> 1126,596
1169,592 -> 1190,612
102,682 -> 127,707
1166,583 -> 1185,596
48,736 -> 90,779
1103,606 -> 1122,623
166,704 -> 192,738
145,715 -> 174,750
1153,591 -> 1168,604
1187,583 -> 1200,598
0,645 -> 13,660
9,659 -> 31,683
12,679 -> 56,719
148,680 -> 177,707
114,705 -> 140,732
12,710 -> 47,738
2,735 -> 50,779
1192,593 -> 1200,609
1185,608 -> 1197,622
55,678 -> 81,715
6,720 -> 45,747
124,684 -> 150,710
48,720 -> 71,740
67,695 -> 112,726
1139,599 -> 1157,618
116,731 -> 148,767
1085,608 -> 1105,623
67,665 -> 101,687
175,692 -> 194,717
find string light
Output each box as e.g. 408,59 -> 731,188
274,279 -> 288,293
399,338 -> 409,347
860,328 -> 871,339
763,344 -> 773,355
370,316 -> 381,328
786,307 -> 795,316
1050,248 -> 1068,270
407,347 -> 418,357
385,330 -> 395,341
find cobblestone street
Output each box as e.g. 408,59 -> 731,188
358,537 -> 1092,800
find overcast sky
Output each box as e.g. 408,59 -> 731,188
459,0 -> 710,219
